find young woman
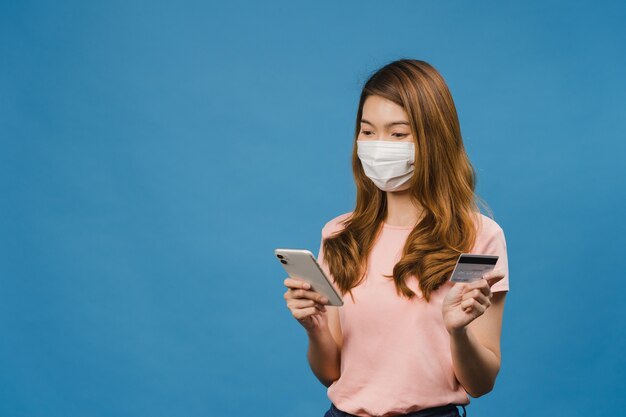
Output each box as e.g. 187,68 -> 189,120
283,59 -> 509,417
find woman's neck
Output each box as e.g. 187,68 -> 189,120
385,189 -> 424,227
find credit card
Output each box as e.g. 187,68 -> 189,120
449,254 -> 499,283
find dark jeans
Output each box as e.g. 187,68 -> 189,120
323,402 -> 467,417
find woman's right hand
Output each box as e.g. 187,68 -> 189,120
283,277 -> 330,333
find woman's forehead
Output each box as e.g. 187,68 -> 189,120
362,96 -> 408,123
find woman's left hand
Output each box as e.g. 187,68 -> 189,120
442,269 -> 505,334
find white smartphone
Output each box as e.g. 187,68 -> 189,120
449,254 -> 499,283
274,248 -> 344,306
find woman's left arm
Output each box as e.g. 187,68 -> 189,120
442,270 -> 507,398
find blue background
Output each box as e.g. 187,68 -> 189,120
1,1 -> 625,416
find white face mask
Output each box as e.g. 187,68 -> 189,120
357,140 -> 415,192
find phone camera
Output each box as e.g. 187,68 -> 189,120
280,259 -> 288,265
276,254 -> 284,259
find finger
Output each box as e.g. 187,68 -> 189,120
485,275 -> 504,287
478,280 -> 492,298
455,283 -> 471,297
465,279 -> 491,297
287,289 -> 329,304
284,278 -> 311,289
288,288 -> 329,304
462,287 -> 492,303
482,269 -> 505,285
288,298 -> 317,309
292,306 -> 319,320
482,268 -> 504,278
473,291 -> 491,308
461,298 -> 474,310
289,299 -> 326,311
461,298 -> 487,314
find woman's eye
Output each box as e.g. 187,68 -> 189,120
361,130 -> 373,136
392,133 -> 409,138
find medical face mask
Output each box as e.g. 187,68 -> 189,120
356,140 -> 415,192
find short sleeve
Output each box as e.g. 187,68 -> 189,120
472,219 -> 509,293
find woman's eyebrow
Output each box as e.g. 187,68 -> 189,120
361,119 -> 410,127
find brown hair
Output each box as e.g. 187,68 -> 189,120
322,59 -> 491,302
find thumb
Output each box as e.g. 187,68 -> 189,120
485,274 -> 505,287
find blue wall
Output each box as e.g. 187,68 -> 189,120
1,1 -> 624,416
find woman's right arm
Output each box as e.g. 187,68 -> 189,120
284,278 -> 341,387
306,307 -> 341,387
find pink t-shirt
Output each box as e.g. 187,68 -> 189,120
316,211 -> 509,417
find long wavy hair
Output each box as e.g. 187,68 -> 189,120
322,59 -> 491,302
